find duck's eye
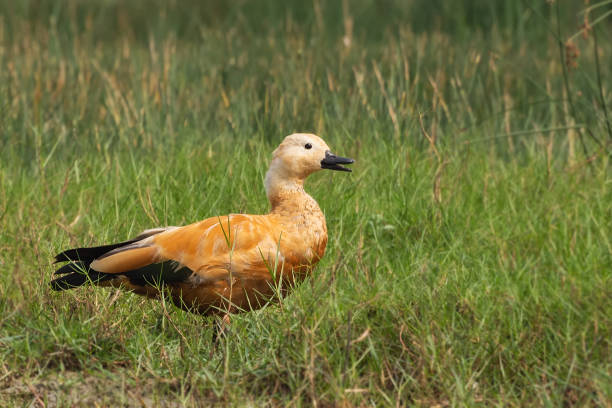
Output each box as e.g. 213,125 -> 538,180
305,143 -> 312,150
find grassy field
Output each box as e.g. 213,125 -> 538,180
1,0 -> 611,406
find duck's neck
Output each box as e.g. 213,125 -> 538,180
265,163 -> 320,215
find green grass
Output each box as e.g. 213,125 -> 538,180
1,0 -> 611,406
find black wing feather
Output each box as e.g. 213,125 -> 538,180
50,269 -> 113,291
125,261 -> 193,287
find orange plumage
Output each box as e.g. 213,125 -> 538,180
51,134 -> 354,316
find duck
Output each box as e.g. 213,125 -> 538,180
51,133 -> 354,319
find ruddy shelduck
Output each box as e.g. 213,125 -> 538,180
51,134 -> 354,317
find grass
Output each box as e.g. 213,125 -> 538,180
0,0 -> 611,406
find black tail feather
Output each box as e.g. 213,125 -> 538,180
52,239 -> 144,292
52,242 -> 135,291
54,240 -> 137,264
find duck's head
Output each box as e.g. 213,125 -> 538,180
269,133 -> 354,179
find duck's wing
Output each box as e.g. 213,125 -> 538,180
50,215 -> 284,292
151,214 -> 285,272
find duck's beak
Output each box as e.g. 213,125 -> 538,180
321,151 -> 355,172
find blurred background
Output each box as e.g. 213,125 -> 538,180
1,0 -> 610,160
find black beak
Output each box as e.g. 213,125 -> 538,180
321,150 -> 355,172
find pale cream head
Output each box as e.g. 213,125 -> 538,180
270,133 -> 331,179
264,133 -> 354,200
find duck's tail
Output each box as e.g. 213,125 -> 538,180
50,240 -> 138,291
50,228 -> 171,291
